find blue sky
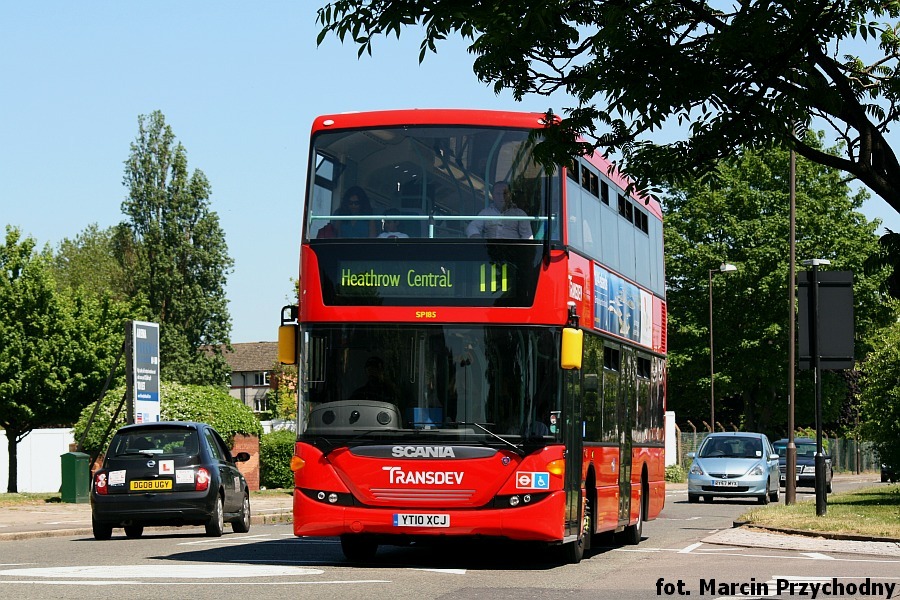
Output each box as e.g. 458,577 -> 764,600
3,2 -> 899,343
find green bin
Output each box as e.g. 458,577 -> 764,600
60,452 -> 90,503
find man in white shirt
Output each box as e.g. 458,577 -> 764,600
466,181 -> 533,239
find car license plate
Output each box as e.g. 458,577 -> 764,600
130,480 -> 172,491
712,480 -> 738,487
393,513 -> 450,527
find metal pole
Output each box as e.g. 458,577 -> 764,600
809,262 -> 827,516
125,320 -> 135,425
709,269 -> 716,430
786,149 -> 797,505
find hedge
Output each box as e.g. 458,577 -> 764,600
259,429 -> 296,489
74,382 -> 263,456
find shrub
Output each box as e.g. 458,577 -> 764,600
665,463 -> 686,483
74,382 -> 262,456
260,429 -> 296,489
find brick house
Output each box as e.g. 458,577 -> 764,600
222,342 -> 278,414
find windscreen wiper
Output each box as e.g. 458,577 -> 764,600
450,421 -> 524,454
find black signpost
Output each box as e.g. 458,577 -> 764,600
797,266 -> 854,516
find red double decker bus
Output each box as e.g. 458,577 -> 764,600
278,109 -> 666,563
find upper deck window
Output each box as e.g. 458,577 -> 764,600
306,126 -> 559,242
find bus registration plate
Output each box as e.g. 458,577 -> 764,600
393,513 -> 450,528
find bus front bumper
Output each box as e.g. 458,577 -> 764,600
292,487 -> 567,542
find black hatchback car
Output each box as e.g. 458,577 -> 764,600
91,421 -> 251,540
772,437 -> 833,493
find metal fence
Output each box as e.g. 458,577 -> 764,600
673,431 -> 879,473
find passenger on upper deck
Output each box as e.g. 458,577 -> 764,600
466,181 -> 533,240
377,208 -> 410,239
335,186 -> 377,238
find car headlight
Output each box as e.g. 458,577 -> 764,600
690,462 -> 704,476
747,464 -> 765,477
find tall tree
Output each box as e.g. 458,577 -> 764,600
115,111 -> 233,385
317,1 -> 900,214
0,227 -> 126,492
52,223 -> 131,302
664,135 -> 892,434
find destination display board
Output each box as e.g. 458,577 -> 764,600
315,243 -> 542,307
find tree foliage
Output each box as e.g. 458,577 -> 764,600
114,111 -> 233,385
664,136 -> 892,434
74,381 -> 263,458
858,319 -> 900,471
51,223 -> 131,302
0,227 -> 127,492
267,362 -> 298,421
318,1 -> 900,215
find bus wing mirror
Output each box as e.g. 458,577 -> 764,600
279,305 -> 298,365
278,324 -> 297,365
560,327 -> 583,370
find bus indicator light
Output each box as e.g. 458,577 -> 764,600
546,460 -> 565,477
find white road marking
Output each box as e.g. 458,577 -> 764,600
0,580 -> 390,586
679,542 -> 703,553
413,568 -> 467,575
683,548 -> 900,564
801,552 -> 835,560
774,575 -> 900,581
0,565 -> 324,579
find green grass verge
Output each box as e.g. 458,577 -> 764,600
0,492 -> 61,507
739,484 -> 900,539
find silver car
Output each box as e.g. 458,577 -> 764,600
687,432 -> 780,504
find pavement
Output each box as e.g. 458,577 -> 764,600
0,493 -> 293,541
2,477 -> 899,558
674,474 -> 900,557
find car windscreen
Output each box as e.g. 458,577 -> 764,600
699,436 -> 764,459
110,429 -> 199,457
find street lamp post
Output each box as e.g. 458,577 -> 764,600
709,263 -> 738,430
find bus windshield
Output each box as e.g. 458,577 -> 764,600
307,125 -> 558,241
300,325 -> 560,447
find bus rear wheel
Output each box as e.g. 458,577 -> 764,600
340,534 -> 378,562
